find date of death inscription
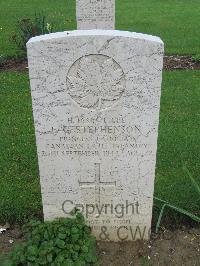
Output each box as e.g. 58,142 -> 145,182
40,116 -> 148,158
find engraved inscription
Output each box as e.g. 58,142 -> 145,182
78,0 -> 114,20
76,0 -> 115,30
66,54 -> 125,110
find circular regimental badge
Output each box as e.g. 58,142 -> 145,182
66,54 -> 125,110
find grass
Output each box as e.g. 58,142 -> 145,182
155,71 -> 200,221
0,70 -> 200,225
0,0 -> 200,57
0,73 -> 41,223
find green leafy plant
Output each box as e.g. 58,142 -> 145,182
0,55 -> 7,67
11,12 -> 53,53
154,166 -> 200,233
192,54 -> 200,62
6,212 -> 98,265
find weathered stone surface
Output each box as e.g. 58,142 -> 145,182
76,0 -> 115,30
27,30 -> 164,241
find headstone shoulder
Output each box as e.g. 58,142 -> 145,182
27,30 -> 163,46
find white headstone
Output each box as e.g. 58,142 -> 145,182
76,0 -> 115,30
27,30 -> 163,241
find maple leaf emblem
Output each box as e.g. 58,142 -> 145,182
67,55 -> 125,110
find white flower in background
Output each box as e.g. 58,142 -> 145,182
46,23 -> 53,33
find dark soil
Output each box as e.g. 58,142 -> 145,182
164,55 -> 200,71
0,58 -> 28,72
0,225 -> 200,265
0,56 -> 200,72
0,225 -> 24,258
98,227 -> 200,265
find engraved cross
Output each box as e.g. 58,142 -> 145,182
79,163 -> 116,205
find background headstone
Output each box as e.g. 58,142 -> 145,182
76,0 -> 115,30
27,30 -> 163,241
